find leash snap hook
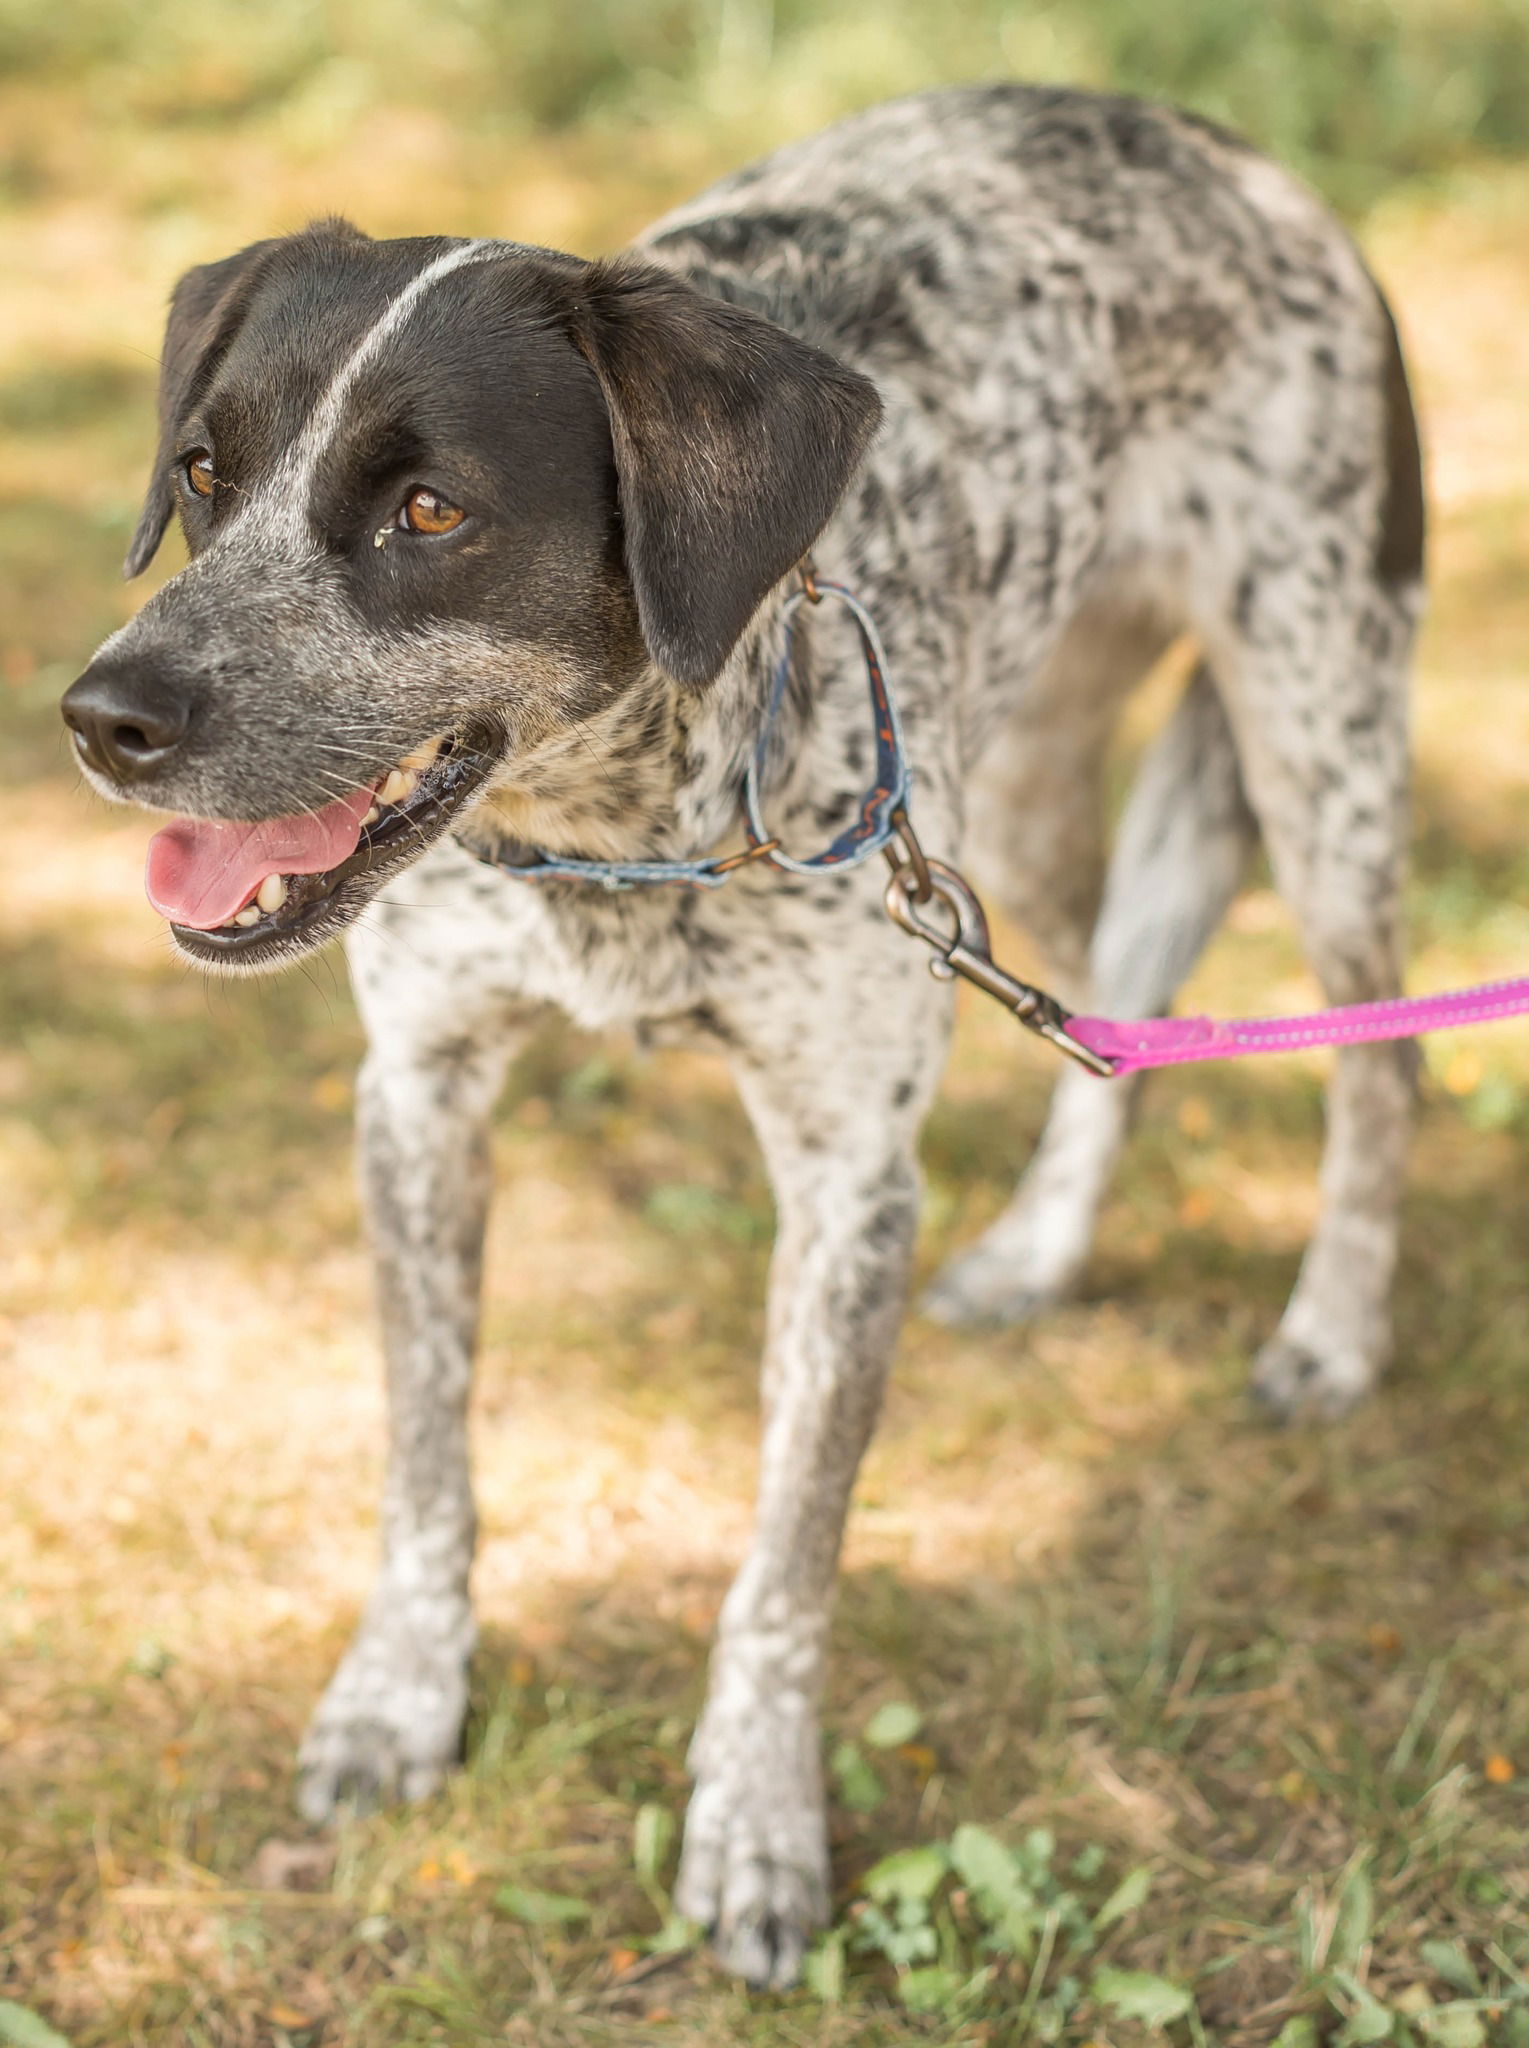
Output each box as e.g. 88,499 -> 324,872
883,856 -> 1117,1078
883,855 -> 986,968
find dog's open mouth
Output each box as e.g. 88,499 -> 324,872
146,719 -> 502,964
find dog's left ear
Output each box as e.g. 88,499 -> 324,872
124,240 -> 282,578
567,256 -> 882,686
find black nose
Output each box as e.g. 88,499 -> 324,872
61,662 -> 194,784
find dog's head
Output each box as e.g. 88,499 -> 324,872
62,220 -> 880,971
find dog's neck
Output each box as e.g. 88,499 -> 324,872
474,583 -> 800,865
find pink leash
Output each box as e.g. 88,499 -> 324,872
880,839 -> 1529,1079
1066,978 -> 1529,1076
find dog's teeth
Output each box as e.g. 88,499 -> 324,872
399,736 -> 442,775
362,804 -> 381,827
379,767 -> 416,806
232,906 -> 261,928
256,873 -> 288,914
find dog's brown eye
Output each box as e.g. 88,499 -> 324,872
399,487 -> 465,536
185,451 -> 215,498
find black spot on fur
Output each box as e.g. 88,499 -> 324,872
661,208 -> 853,271
909,244 -> 946,293
986,519 -> 1017,595
1102,102 -> 1178,171
1374,293 -> 1425,588
831,270 -> 934,366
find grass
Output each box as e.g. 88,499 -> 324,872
3,33 -> 1529,2048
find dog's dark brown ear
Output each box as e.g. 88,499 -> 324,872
567,256 -> 882,686
124,241 -> 282,578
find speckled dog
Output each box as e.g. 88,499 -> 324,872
64,85 -> 1423,1986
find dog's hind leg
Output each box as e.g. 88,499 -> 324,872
925,657 -> 1258,1326
1210,573 -> 1418,1421
298,958 -> 528,1822
962,587 -> 1179,999
675,935 -> 949,1988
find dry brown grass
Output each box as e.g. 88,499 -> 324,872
2,89 -> 1528,2048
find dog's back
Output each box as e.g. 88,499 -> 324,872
648,86 -> 1418,589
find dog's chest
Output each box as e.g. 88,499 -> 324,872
351,835 -> 882,1042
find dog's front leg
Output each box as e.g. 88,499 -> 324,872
676,992 -> 943,1988
298,1020 -> 519,1822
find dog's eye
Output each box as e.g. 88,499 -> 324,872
185,451 -> 215,498
399,488 -> 466,536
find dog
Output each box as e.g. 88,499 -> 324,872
62,83 -> 1423,1987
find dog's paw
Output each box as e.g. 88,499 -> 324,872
675,1765 -> 828,1990
1251,1331 -> 1379,1423
296,1634 -> 468,1823
920,1244 -> 1066,1328
674,1694 -> 829,1992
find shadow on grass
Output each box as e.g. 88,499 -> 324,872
0,918 -> 362,1244
13,1248 -> 1529,2047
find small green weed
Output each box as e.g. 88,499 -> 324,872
0,2004 -> 74,2048
1282,1856 -> 1529,2048
808,1805 -> 1175,2031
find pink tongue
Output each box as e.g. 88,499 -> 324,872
145,787 -> 375,929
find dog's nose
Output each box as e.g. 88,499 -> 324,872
61,663 -> 194,784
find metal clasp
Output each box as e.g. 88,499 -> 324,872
882,819 -> 1117,1078
709,837 -> 781,876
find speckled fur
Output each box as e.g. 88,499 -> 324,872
77,86 -> 1423,1989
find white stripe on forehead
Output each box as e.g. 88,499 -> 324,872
186,236 -> 506,571
289,237 -> 500,484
